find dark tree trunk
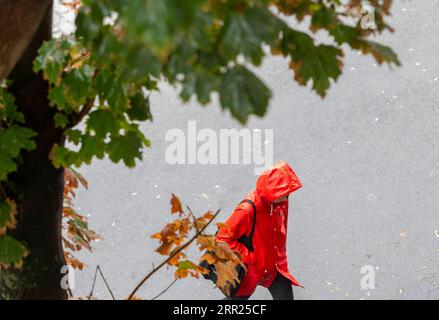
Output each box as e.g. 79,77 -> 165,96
0,0 -> 52,81
1,2 -> 68,300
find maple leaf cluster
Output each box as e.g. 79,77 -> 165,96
150,194 -> 245,296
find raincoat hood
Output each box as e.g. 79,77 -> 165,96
256,160 -> 302,203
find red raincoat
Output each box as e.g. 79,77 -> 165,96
216,160 -> 303,297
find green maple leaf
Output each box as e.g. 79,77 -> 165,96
220,8 -> 279,65
33,38 -> 72,84
106,131 -> 144,167
0,235 -> 28,268
127,94 -> 153,122
0,154 -> 17,181
282,29 -> 343,97
0,126 -> 36,179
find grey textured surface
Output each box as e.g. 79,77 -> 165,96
61,1 -> 439,300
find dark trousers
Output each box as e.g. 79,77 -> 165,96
223,272 -> 294,300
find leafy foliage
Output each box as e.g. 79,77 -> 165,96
32,37 -> 152,169
29,0 -> 400,173
0,84 -> 35,269
220,66 -> 271,123
35,0 -> 400,171
0,85 -> 36,181
63,168 -> 101,271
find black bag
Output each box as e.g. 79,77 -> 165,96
200,199 -> 257,297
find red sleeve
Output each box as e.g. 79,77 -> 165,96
216,202 -> 255,264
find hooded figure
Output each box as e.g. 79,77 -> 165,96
216,160 -> 303,299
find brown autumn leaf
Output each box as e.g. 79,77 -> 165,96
150,232 -> 162,240
194,217 -> 208,230
200,252 -> 216,264
173,234 -> 185,247
215,260 -> 239,296
214,242 -> 240,262
196,235 -> 216,251
189,269 -> 202,279
203,211 -> 214,220
65,252 -> 85,270
175,267 -> 189,279
177,217 -> 191,236
168,250 -> 186,266
64,169 -> 78,195
66,219 -> 101,251
156,242 -> 174,256
62,237 -> 77,252
63,207 -> 86,221
161,223 -> 178,241
173,218 -> 191,237
70,167 -> 88,189
153,221 -> 185,255
196,264 -> 210,275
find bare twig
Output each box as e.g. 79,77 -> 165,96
186,206 -> 200,232
151,278 -> 178,300
127,209 -> 221,300
88,265 -> 99,299
88,265 -> 116,300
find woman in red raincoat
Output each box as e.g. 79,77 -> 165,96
216,160 -> 303,300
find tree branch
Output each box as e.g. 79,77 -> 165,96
127,209 -> 221,300
88,265 -> 116,300
67,67 -> 99,128
68,97 -> 94,128
150,278 -> 178,300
